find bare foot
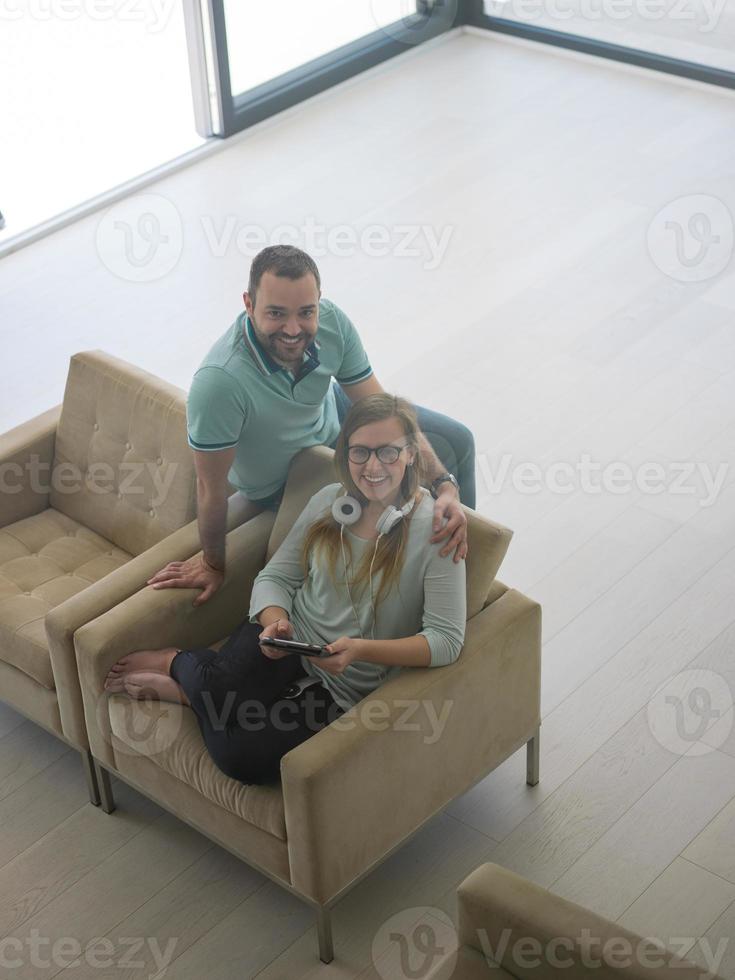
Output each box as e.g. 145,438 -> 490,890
110,670 -> 190,706
104,673 -> 128,694
105,648 -> 179,688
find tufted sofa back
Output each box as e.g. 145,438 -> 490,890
50,351 -> 198,556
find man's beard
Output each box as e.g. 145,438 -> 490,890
269,334 -> 305,362
252,317 -> 309,365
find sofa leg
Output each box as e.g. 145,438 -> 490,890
526,727 -> 540,786
81,750 -> 101,806
93,760 -> 116,814
316,906 -> 333,964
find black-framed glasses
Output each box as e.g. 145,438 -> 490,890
347,443 -> 408,465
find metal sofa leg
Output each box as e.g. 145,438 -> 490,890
81,750 -> 101,806
316,906 -> 334,963
526,727 -> 540,786
93,759 -> 116,813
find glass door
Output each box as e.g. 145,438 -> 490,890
188,0 -> 460,137
225,1 -> 420,95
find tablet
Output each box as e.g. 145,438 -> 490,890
259,636 -> 334,658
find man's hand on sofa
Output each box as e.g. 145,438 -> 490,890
147,555 -> 224,606
430,492 -> 468,563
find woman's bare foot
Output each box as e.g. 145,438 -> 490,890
105,670 -> 190,705
105,648 -> 179,688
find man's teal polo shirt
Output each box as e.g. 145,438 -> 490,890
186,298 -> 373,501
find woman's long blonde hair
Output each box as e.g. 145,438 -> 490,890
301,393 -> 426,610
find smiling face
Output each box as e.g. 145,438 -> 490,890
243,270 -> 320,369
347,416 -> 417,509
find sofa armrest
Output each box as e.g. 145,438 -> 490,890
71,511 -> 276,766
457,863 -> 718,980
0,405 -> 61,526
281,589 -> 542,905
47,517 -> 201,749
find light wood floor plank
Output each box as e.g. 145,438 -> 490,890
683,798 -> 735,886
162,880 -> 313,980
530,506 -> 679,640
473,707 -> 678,887
0,751 -> 89,870
6,811 -> 212,980
686,901 -> 735,980
0,703 -> 27,740
0,781 -> 162,942
448,541 -> 735,838
635,371 -> 735,461
0,724 -> 71,804
550,750 -> 735,919
541,482 -> 735,715
616,857 -> 735,956
57,845 -> 266,980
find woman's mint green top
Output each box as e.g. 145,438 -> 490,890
248,483 -> 467,711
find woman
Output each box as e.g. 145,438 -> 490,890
104,394 -> 467,784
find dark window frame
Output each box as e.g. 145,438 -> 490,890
463,0 -> 735,90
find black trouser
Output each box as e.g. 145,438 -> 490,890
170,619 -> 344,784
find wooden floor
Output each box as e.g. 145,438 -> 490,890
2,27 -> 735,980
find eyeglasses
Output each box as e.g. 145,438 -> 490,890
347,443 -> 409,465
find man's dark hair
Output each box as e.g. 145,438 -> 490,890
247,245 -> 321,307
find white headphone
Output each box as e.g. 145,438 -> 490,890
331,494 -> 415,534
331,491 -> 416,639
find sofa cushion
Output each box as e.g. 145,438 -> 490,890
0,508 -> 130,689
108,697 -> 287,841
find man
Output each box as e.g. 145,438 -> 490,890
149,245 -> 475,605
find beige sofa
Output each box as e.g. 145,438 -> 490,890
74,445 -> 542,963
426,862 -> 726,979
0,351 -> 198,803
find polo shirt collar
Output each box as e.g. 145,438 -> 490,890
242,314 -> 321,377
